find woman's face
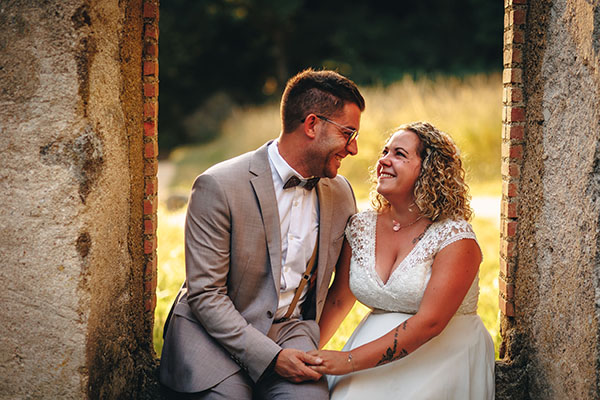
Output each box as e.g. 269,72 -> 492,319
376,129 -> 423,202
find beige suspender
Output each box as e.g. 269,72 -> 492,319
281,236 -> 318,320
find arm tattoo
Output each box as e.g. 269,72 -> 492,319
375,326 -> 409,366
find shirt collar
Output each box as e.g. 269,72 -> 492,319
268,140 -> 305,184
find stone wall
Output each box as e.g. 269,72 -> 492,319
0,1 -> 158,398
498,0 -> 600,398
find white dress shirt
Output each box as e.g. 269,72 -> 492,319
267,141 -> 319,319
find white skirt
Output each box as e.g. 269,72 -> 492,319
328,311 -> 495,400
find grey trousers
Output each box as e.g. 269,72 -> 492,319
172,319 -> 329,400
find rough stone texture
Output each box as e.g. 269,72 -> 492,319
0,1 -> 152,398
500,0 -> 600,398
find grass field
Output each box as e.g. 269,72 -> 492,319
153,73 -> 502,357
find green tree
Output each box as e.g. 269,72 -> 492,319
158,0 -> 502,152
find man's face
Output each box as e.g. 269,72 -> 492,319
308,102 -> 361,178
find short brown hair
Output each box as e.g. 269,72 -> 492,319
280,69 -> 365,133
371,121 -> 473,221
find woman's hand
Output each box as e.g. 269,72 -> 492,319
307,350 -> 354,375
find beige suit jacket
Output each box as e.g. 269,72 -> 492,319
159,141 -> 357,393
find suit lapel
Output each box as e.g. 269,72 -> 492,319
315,179 -> 333,305
249,142 -> 283,291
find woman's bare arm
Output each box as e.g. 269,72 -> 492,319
318,239 -> 356,349
310,238 -> 481,374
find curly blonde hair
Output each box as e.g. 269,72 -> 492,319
371,121 -> 472,221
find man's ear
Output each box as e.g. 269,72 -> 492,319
303,114 -> 318,139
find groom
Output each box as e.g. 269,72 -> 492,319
159,69 -> 365,399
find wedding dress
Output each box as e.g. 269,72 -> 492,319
328,210 -> 495,400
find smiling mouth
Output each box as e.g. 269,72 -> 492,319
379,172 -> 395,179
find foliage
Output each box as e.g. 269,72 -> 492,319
167,73 -> 501,195
153,73 -> 502,358
158,0 -> 502,151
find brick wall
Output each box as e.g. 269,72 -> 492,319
499,0 -> 527,326
142,0 -> 159,327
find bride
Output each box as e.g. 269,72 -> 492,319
309,122 -> 495,399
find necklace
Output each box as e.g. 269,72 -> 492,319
392,215 -> 423,232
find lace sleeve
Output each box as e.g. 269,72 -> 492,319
437,219 -> 480,256
345,211 -> 375,259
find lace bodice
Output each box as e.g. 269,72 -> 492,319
347,210 -> 480,315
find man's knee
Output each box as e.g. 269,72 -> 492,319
163,371 -> 253,400
255,373 -> 329,400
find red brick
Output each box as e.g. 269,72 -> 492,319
503,48 -> 523,66
145,140 -> 158,158
144,218 -> 156,234
500,239 -> 515,259
502,219 -> 517,237
511,144 -> 523,159
513,30 -> 524,44
502,180 -> 518,198
143,61 -> 158,76
144,120 -> 157,137
503,87 -> 524,105
510,107 -> 525,122
504,29 -> 524,45
144,43 -> 158,58
511,48 -> 523,64
144,160 -> 158,176
508,87 -> 523,103
501,160 -> 520,177
499,295 -> 515,317
144,276 -> 157,292
144,237 -> 156,254
144,102 -> 158,118
144,198 -> 157,214
511,9 -> 526,25
503,68 -> 522,84
144,23 -> 159,40
144,82 -> 158,97
503,125 -> 524,141
144,295 -> 157,312
143,2 -> 158,18
145,257 -> 157,277
502,200 -> 518,219
145,177 -> 157,196
503,142 -> 523,159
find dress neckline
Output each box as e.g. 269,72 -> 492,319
372,211 -> 435,287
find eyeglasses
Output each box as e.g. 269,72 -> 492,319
302,114 -> 359,146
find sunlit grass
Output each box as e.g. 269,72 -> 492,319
154,73 -> 502,357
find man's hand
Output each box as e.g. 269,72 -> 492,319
274,348 -> 324,383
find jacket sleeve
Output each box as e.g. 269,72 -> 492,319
184,173 -> 281,382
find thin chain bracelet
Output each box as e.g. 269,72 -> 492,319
347,352 -> 354,372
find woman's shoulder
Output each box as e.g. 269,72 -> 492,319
430,218 -> 477,249
349,209 -> 376,226
345,209 -> 376,243
435,217 -> 474,232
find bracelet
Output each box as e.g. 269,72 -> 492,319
347,352 -> 354,372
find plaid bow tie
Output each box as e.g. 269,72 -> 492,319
283,175 -> 320,190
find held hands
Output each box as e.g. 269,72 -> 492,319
307,350 -> 354,375
274,348 -> 324,383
